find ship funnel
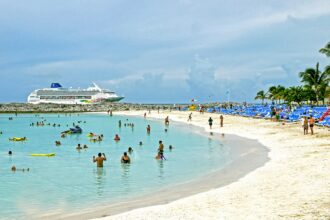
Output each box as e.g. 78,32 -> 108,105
51,83 -> 62,88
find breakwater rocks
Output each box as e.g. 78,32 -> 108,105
0,103 -> 191,113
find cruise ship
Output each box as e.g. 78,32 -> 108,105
27,83 -> 124,104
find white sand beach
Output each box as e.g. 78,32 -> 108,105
94,110 -> 330,220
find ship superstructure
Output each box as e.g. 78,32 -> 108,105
28,83 -> 124,104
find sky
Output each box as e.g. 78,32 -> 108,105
0,0 -> 329,103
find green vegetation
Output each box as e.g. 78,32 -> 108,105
255,42 -> 330,105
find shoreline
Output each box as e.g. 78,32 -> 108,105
42,111 -> 269,220
93,110 -> 330,220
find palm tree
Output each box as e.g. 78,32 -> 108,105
284,86 -> 308,105
267,85 -> 285,104
319,42 -> 330,57
254,90 -> 267,104
299,62 -> 330,104
267,86 -> 277,103
275,85 -> 286,103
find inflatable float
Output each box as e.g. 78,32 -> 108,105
30,153 -> 56,157
62,126 -> 82,135
9,137 -> 27,141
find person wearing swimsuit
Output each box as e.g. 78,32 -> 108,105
121,152 -> 131,163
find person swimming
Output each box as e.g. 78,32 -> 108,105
93,153 -> 107,167
169,145 -> 173,150
139,141 -> 143,146
11,165 -> 29,172
8,150 -> 12,156
83,144 -> 88,149
121,152 -> 131,163
114,134 -> 120,141
128,147 -> 133,154
76,144 -> 82,150
55,141 -> 61,146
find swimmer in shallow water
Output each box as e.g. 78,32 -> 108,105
11,165 -> 29,172
76,144 -> 82,150
114,134 -> 120,141
121,152 -> 131,163
93,153 -> 107,167
128,147 -> 133,154
139,141 -> 143,146
8,151 -> 12,156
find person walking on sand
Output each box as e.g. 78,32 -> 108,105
303,117 -> 308,135
188,113 -> 192,122
220,115 -> 224,127
309,116 -> 315,135
93,153 -> 107,167
208,117 -> 213,129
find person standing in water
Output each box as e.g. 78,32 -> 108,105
121,152 -> 131,163
118,120 -> 122,128
220,115 -> 224,127
147,125 -> 151,134
208,117 -> 213,129
158,140 -> 165,159
165,116 -> 169,126
93,153 -> 107,167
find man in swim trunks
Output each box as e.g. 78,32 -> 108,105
309,116 -> 315,135
93,153 -> 107,167
121,152 -> 131,163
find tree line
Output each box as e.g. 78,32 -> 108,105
255,42 -> 330,105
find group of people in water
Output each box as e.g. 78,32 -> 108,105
92,138 -> 171,167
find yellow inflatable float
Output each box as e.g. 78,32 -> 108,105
30,153 -> 56,157
9,137 -> 27,141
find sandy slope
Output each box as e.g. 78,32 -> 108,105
95,110 -> 330,220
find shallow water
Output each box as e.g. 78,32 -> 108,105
0,113 -> 230,219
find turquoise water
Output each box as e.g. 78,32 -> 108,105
0,113 -> 230,219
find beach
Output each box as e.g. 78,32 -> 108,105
94,110 -> 330,220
